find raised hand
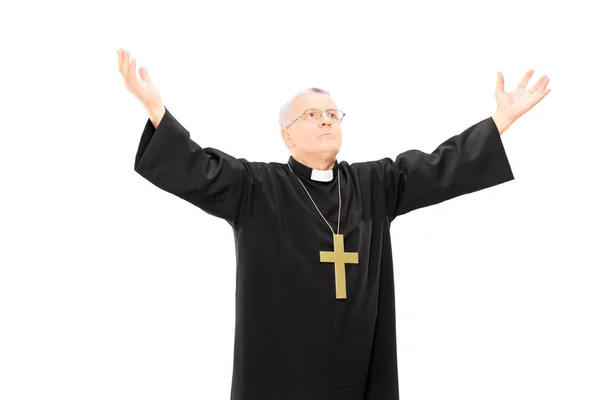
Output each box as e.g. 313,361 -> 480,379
495,69 -> 551,124
117,48 -> 165,123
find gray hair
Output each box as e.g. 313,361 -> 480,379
279,87 -> 331,130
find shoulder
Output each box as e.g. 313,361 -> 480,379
234,158 -> 272,184
231,159 -> 288,185
344,158 -> 393,183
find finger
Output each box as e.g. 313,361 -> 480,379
128,57 -> 138,91
120,49 -> 127,76
124,53 -> 137,92
528,75 -> 546,94
496,71 -> 505,93
534,88 -> 551,106
518,68 -> 535,89
531,77 -> 550,96
538,76 -> 550,92
121,50 -> 130,84
139,67 -> 151,82
117,48 -> 122,73
541,88 -> 551,98
118,49 -> 127,76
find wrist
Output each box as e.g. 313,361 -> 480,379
492,110 -> 513,135
146,103 -> 166,128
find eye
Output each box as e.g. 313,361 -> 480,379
307,112 -> 315,118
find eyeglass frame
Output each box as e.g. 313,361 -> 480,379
284,108 -> 346,129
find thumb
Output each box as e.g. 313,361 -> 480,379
139,67 -> 151,82
496,71 -> 504,94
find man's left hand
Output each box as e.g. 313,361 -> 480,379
495,69 -> 551,126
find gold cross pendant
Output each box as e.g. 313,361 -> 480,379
320,233 -> 359,299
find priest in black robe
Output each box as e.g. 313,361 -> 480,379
119,48 -> 551,400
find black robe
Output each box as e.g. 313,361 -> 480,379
134,107 -> 514,400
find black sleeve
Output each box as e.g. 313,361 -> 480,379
371,116 -> 515,222
134,107 -> 256,227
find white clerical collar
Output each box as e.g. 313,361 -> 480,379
287,156 -> 339,182
311,168 -> 334,182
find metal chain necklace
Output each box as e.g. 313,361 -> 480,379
287,162 -> 341,236
286,161 -> 359,300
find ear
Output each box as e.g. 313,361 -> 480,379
281,129 -> 295,149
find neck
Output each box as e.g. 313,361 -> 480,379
292,153 -> 336,170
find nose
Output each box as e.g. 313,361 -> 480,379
320,116 -> 332,126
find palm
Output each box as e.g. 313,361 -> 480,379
495,69 -> 551,123
132,73 -> 160,105
117,48 -> 163,111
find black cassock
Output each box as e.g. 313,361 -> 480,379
134,107 -> 514,400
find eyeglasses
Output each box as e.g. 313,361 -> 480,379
285,108 -> 346,129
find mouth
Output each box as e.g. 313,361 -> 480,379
319,133 -> 333,137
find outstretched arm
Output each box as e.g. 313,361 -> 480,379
373,116 -> 514,222
134,106 -> 256,227
117,48 -> 256,227
375,69 -> 551,222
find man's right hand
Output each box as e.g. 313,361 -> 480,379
117,48 -> 165,128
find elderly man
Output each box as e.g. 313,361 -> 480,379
117,48 -> 550,400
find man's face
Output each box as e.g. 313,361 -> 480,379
281,92 -> 343,158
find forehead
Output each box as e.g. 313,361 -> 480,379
292,92 -> 338,113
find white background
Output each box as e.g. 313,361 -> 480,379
1,0 -> 599,399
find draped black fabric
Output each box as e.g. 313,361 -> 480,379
134,107 -> 514,399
